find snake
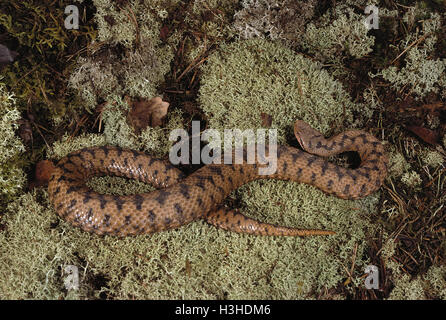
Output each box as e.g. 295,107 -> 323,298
48,120 -> 388,237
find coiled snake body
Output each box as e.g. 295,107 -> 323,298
48,121 -> 388,237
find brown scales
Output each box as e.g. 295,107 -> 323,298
47,120 -> 388,237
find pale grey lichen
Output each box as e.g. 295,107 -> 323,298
375,9 -> 446,99
0,80 -> 26,201
69,39 -> 173,111
47,133 -> 107,159
198,39 -> 363,145
420,149 -> 445,169
69,0 -> 176,111
233,0 -> 316,46
387,149 -> 411,180
401,171 -> 422,189
301,4 -> 375,63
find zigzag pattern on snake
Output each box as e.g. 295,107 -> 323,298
48,120 -> 388,237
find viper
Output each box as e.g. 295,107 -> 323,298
48,120 -> 388,237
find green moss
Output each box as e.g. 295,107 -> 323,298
198,39 -> 364,144
0,0 -> 96,119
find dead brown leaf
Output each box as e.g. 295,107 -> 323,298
406,125 -> 439,145
127,96 -> 169,134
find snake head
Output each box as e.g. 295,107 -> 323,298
293,120 -> 324,151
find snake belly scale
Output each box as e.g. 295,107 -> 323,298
48,120 -> 388,237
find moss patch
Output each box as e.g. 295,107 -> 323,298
0,185 -> 380,299
198,39 -> 364,144
0,81 -> 26,203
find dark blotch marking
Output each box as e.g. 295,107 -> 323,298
84,148 -> 96,158
375,179 -> 381,188
360,184 -> 367,195
196,175 -> 215,186
130,149 -> 140,159
148,157 -> 157,167
196,197 -> 203,206
72,152 -> 85,162
125,215 -> 131,225
346,171 -> 358,183
327,180 -> 334,189
99,145 -> 110,157
155,190 -> 171,206
357,168 -> 370,180
133,194 -> 144,210
334,166 -> 345,181
148,210 -> 156,222
282,161 -> 288,172
179,183 -> 191,199
113,196 -> 125,211
62,166 -> 74,174
196,181 -> 205,190
209,166 -> 223,176
276,145 -> 286,158
310,172 -> 316,182
83,191 -> 93,204
103,214 -> 111,227
86,208 -> 94,222
291,151 -> 303,162
321,161 -> 329,176
174,203 -> 185,224
307,156 -> 317,167
68,199 -> 77,209
343,184 -> 350,195
66,186 -> 80,194
98,195 -> 107,209
297,168 -> 303,177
